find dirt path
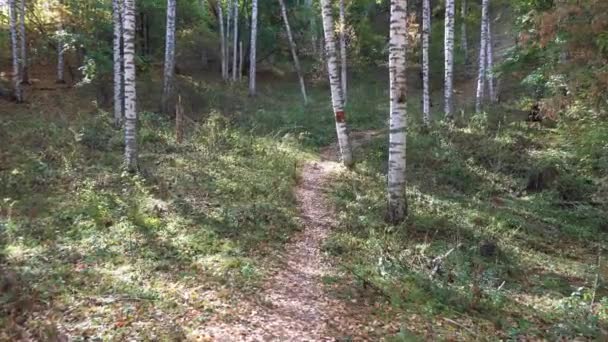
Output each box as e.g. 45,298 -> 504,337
202,132 -> 385,341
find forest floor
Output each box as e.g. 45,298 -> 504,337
1,65 -> 607,340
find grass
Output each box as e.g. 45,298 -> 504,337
324,105 -> 608,339
1,67 -> 607,340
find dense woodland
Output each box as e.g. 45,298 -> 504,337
0,0 -> 607,340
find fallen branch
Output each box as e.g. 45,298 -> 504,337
429,244 -> 462,279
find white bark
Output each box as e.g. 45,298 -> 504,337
9,0 -> 22,102
461,0 -> 468,65
123,0 -> 138,171
161,0 -> 177,114
218,3 -> 227,80
486,14 -> 496,103
339,0 -> 347,103
387,0 -> 408,223
18,0 -> 29,84
232,0 -> 238,81
422,0 -> 431,127
475,0 -> 489,113
320,0 -> 353,166
249,0 -> 258,95
113,0 -> 124,126
279,0 -> 308,104
444,0 -> 455,119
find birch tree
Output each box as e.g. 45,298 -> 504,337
320,0 -> 353,166
475,0 -> 489,113
486,14 -> 496,103
422,0 -> 431,127
113,0 -> 124,126
339,0 -> 347,103
56,1 -> 65,84
232,0 -> 238,81
9,0 -> 22,102
218,2 -> 227,80
386,0 -> 408,223
249,0 -> 258,95
123,0 -> 138,171
279,0 -> 308,104
161,0 -> 177,115
444,0 -> 455,119
461,0 -> 468,66
18,0 -> 29,84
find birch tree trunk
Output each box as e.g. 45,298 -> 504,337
9,0 -> 22,102
320,0 -> 353,166
218,3 -> 227,80
279,0 -> 308,104
444,0 -> 455,119
226,1 -> 232,77
486,14 -> 496,103
18,0 -> 29,84
422,0 -> 431,127
161,0 -> 177,115
461,0 -> 468,66
339,0 -> 347,103
113,0 -> 124,127
123,0 -> 138,171
232,0 -> 238,82
475,0 -> 489,113
249,0 -> 258,95
387,0 -> 408,223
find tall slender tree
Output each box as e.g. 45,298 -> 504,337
123,0 -> 138,171
444,0 -> 455,119
113,0 -> 124,127
218,2 -> 227,80
226,0 -> 232,76
249,0 -> 258,95
320,0 -> 353,166
232,0 -> 238,81
339,0 -> 347,103
9,0 -> 22,102
56,0 -> 65,84
279,0 -> 308,104
475,0 -> 489,113
486,14 -> 496,103
461,0 -> 468,66
18,0 -> 29,84
422,0 -> 431,127
161,0 -> 177,114
386,0 -> 408,223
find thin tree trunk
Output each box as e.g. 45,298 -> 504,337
218,3 -> 227,80
161,0 -> 177,115
444,0 -> 455,119
18,0 -> 29,84
486,13 -> 496,103
461,0 -> 468,66
176,94 -> 184,143
422,0 -> 431,127
320,0 -> 353,166
339,0 -> 347,103
9,0 -> 22,102
232,0 -> 238,81
249,0 -> 258,95
279,0 -> 308,104
56,1 -> 65,84
475,0 -> 489,113
123,0 -> 138,171
387,0 -> 408,224
239,40 -> 243,80
226,0 -> 232,77
113,0 -> 124,127
306,0 -> 317,57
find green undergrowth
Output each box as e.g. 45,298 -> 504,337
325,112 -> 608,340
0,102 -> 308,339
